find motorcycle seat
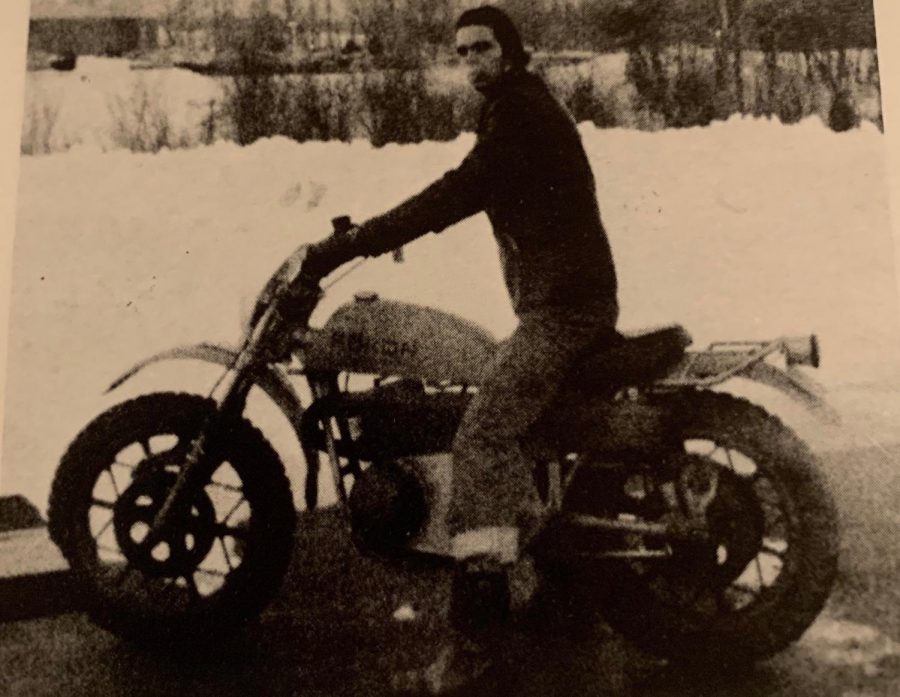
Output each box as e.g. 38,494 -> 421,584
565,324 -> 692,394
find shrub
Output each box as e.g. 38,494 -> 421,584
626,48 -> 669,117
828,87 -> 859,132
360,70 -> 473,147
200,98 -> 219,146
108,80 -> 190,152
624,47 -> 718,129
274,75 -> 354,143
225,72 -> 355,145
805,48 -> 863,132
667,62 -> 716,128
564,73 -> 618,128
20,93 -> 63,156
774,69 -> 807,125
227,72 -> 278,146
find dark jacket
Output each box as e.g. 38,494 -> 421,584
313,69 -> 618,321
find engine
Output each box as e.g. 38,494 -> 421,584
301,378 -> 470,553
301,378 -> 470,461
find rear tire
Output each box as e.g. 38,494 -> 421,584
48,392 -> 296,644
572,392 -> 839,665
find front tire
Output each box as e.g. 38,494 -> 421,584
48,392 -> 296,644
588,392 -> 839,664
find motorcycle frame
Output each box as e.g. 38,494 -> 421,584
106,333 -> 835,516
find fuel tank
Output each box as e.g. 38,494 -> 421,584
302,295 -> 498,384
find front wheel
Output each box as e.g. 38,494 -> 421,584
48,392 -> 297,644
578,392 -> 839,665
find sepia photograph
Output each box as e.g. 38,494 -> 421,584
0,1 -> 898,695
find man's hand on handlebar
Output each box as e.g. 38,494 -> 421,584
250,243 -> 315,329
275,244 -> 314,291
251,216 -> 363,331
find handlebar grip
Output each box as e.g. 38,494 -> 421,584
331,216 -> 353,236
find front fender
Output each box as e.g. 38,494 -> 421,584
108,343 -> 323,509
107,343 -> 307,439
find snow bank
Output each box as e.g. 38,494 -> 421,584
23,57 -> 225,152
2,116 -> 898,509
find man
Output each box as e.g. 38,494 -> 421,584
298,5 -> 619,692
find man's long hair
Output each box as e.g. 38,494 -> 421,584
456,5 -> 531,69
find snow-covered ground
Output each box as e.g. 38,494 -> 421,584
2,112 -> 899,511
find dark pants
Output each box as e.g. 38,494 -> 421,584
446,305 -> 617,552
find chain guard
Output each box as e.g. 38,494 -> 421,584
538,452 -> 765,578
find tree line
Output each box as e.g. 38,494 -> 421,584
162,0 -> 878,64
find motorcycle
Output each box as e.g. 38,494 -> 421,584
47,216 -> 839,667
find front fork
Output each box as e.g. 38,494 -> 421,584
144,371 -> 256,547
306,372 -> 354,507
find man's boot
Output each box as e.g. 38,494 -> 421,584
392,560 -> 511,695
448,560 -> 511,636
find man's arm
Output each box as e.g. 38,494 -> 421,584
302,99 -> 514,279
351,142 -> 491,255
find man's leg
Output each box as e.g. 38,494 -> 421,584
447,312 -> 605,561
398,313 -> 607,694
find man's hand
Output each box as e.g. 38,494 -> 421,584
274,244 -> 312,291
252,221 -> 366,331
266,243 -> 322,308
250,243 -> 315,329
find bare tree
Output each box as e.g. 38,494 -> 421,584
283,0 -> 296,22
210,0 -> 236,55
250,0 -> 272,16
324,0 -> 334,50
306,0 -> 320,51
164,0 -> 204,51
404,0 -> 456,55
347,0 -> 399,64
716,0 -> 745,113
500,0 -> 544,49
347,0 -> 455,65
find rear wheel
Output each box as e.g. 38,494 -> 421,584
48,392 -> 296,644
563,392 -> 839,664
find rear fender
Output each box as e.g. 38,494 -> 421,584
659,342 -> 838,422
740,363 -> 839,422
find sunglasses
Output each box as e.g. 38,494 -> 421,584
456,40 -> 496,57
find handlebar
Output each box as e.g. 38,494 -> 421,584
248,215 -> 355,332
247,244 -> 314,331
248,214 -> 371,339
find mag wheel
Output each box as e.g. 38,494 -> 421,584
48,392 -> 296,644
596,392 -> 840,665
